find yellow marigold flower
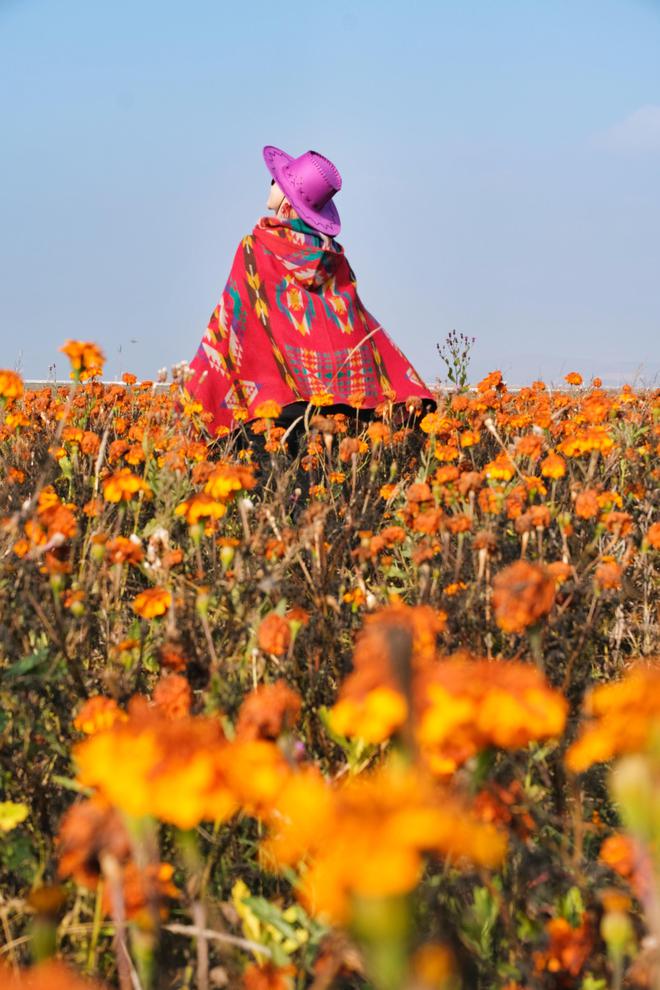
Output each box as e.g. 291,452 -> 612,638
74,696 -> 127,736
0,369 -> 24,400
309,391 -> 334,407
102,467 -> 152,502
253,400 -> 282,419
204,462 -> 256,500
484,452 -> 516,481
566,663 -> 660,773
132,586 -> 172,619
330,687 -> 408,744
540,451 -> 566,479
175,493 -> 227,525
420,411 -> 450,435
379,483 -> 398,500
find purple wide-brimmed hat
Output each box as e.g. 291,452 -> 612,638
263,145 -> 342,236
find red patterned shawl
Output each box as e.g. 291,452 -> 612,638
186,216 -> 434,433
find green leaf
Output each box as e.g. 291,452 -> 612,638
4,646 -> 50,679
559,886 -> 585,927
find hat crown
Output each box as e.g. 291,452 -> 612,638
263,144 -> 342,235
283,151 -> 342,210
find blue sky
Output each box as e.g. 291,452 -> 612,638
1,0 -> 659,386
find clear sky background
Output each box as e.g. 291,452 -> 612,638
1,0 -> 659,387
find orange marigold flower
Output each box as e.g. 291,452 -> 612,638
367,421 -> 392,445
515,434 -> 544,460
74,698 -> 239,827
443,581 -> 467,596
575,488 -> 600,519
594,559 -> 622,591
243,962 -> 295,990
417,652 -> 567,774
601,510 -> 633,538
0,960 -> 109,990
529,504 -> 551,529
105,535 -> 144,565
407,481 -> 433,504
236,680 -> 302,741
477,370 -> 504,393
540,451 -> 566,479
492,561 -> 555,633
534,915 -> 593,978
410,944 -> 457,988
132,586 -> 172,619
258,613 -> 292,656
434,465 -> 460,485
459,430 -> 480,448
547,561 -> 574,587
559,425 -> 614,457
253,400 -> 283,419
204,462 -> 257,500
435,443 -> 459,462
74,696 -> 127,736
644,521 -> 660,550
329,605 -> 447,744
262,759 -> 506,924
102,467 -> 151,502
565,371 -> 583,386
59,339 -> 106,377
153,673 -> 192,719
175,492 -> 227,525
380,482 -> 399,500
566,663 -> 660,772
0,369 -> 24,400
159,641 -> 189,672
330,686 -> 408,744
599,833 -> 651,900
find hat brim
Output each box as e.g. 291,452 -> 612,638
262,144 -> 341,236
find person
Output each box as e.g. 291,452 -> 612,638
185,145 -> 436,452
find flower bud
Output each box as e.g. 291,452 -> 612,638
601,910 -> 634,962
611,755 -> 658,843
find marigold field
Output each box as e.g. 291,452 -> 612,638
0,346 -> 658,990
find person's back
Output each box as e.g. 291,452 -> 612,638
185,145 -> 435,439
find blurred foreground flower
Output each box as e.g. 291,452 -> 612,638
566,662 -> 660,772
59,340 -> 106,380
0,960 -> 108,989
261,758 -> 506,924
0,368 -> 24,400
331,603 -> 567,774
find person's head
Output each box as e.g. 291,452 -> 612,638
267,178 -> 299,220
